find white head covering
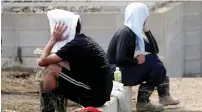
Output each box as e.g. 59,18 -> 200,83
47,9 -> 81,52
124,2 -> 149,53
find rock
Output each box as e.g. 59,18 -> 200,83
11,7 -> 21,13
46,6 -> 55,11
88,6 -> 101,12
57,6 -> 67,10
22,7 -> 32,12
70,6 -> 77,12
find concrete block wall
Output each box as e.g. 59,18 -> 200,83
147,2 -> 184,77
1,13 -> 120,69
165,3 -> 184,77
80,13 -> 118,51
1,2 -> 202,76
2,14 -> 51,68
183,1 -> 202,75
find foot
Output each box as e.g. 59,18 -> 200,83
136,102 -> 164,112
159,96 -> 180,106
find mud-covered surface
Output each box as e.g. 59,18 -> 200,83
1,71 -> 202,112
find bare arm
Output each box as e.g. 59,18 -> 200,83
38,22 -> 67,67
38,38 -> 62,67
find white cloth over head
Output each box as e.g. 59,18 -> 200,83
124,2 -> 149,54
47,9 -> 81,53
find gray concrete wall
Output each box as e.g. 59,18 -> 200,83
183,2 -> 202,76
1,13 -> 121,69
147,2 -> 184,77
2,2 -> 202,77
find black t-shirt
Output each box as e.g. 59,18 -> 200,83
55,33 -> 112,100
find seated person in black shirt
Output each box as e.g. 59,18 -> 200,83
38,16 -> 113,112
107,2 -> 179,112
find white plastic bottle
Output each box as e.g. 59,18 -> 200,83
114,67 -> 122,82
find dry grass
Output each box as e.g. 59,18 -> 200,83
2,70 -> 202,112
1,71 -> 39,93
1,94 -> 81,112
1,70 -> 82,112
2,94 -> 39,112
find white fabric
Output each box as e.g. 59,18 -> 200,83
135,35 -> 150,56
47,9 -> 81,53
134,50 -> 151,57
143,34 -> 149,42
124,2 -> 149,54
111,81 -> 130,112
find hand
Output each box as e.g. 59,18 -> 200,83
52,22 -> 68,41
137,54 -> 145,64
143,19 -> 149,32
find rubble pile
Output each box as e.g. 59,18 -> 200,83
2,6 -> 122,13
2,1 -> 175,13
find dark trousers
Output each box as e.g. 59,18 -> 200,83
110,54 -> 167,86
111,54 -> 169,103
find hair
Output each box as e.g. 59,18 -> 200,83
76,20 -> 81,34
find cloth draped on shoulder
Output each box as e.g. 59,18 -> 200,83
124,2 -> 149,54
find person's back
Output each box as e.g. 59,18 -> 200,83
38,14 -> 113,111
107,2 -> 179,112
56,33 -> 113,100
107,29 -> 118,65
107,26 -> 137,67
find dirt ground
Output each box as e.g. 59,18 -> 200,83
1,70 -> 202,112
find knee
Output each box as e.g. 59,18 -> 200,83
153,65 -> 166,83
154,63 -> 166,74
159,65 -> 166,77
44,64 -> 61,78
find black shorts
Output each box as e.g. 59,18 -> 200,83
56,68 -> 107,107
